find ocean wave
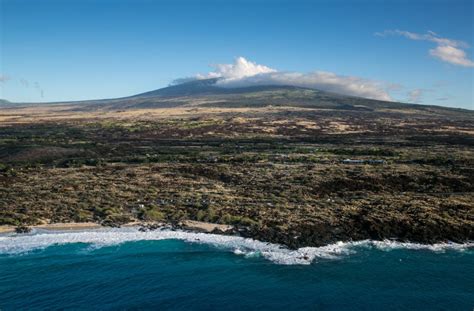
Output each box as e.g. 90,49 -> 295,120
0,228 -> 472,265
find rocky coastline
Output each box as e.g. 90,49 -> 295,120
1,218 -> 472,250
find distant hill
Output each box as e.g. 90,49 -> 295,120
1,78 -> 472,117
99,78 -> 468,116
0,99 -> 11,106
133,78 -> 224,97
132,78 -> 317,98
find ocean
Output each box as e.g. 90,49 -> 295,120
0,228 -> 472,310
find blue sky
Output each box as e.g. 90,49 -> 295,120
1,0 -> 472,109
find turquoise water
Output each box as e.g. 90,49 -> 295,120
0,229 -> 473,310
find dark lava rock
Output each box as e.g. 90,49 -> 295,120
139,223 -> 163,232
15,226 -> 32,234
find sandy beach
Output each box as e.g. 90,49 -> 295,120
0,222 -> 103,234
179,220 -> 234,233
0,220 -> 234,235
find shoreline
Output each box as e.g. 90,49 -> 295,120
0,220 -> 472,267
0,223 -> 472,266
0,220 -> 234,235
1,221 -> 472,251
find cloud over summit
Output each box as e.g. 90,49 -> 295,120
198,57 -> 276,80
183,57 -> 392,101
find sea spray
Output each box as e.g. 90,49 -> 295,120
0,227 -> 472,265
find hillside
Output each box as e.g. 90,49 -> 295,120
0,80 -> 473,247
2,79 -> 471,118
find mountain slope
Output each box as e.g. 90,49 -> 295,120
2,78 -> 472,118
91,79 -> 468,116
133,78 -> 224,97
132,78 -> 318,98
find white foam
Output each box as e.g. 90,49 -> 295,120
0,228 -> 472,265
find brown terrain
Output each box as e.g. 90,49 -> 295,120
0,82 -> 473,247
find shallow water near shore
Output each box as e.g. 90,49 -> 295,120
0,229 -> 473,310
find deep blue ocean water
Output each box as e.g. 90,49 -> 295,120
0,229 -> 472,310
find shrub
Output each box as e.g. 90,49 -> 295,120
102,214 -> 132,227
220,214 -> 258,227
0,217 -> 19,226
73,210 -> 93,222
0,163 -> 9,172
140,208 -> 165,221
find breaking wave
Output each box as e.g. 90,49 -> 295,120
0,228 -> 472,265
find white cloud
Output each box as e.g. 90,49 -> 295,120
190,57 -> 392,101
376,30 -> 465,48
198,56 -> 276,80
408,89 -> 423,103
429,45 -> 474,67
220,71 -> 392,101
376,30 -> 474,67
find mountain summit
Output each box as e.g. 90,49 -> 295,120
134,78 -> 223,97
132,78 -> 313,98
